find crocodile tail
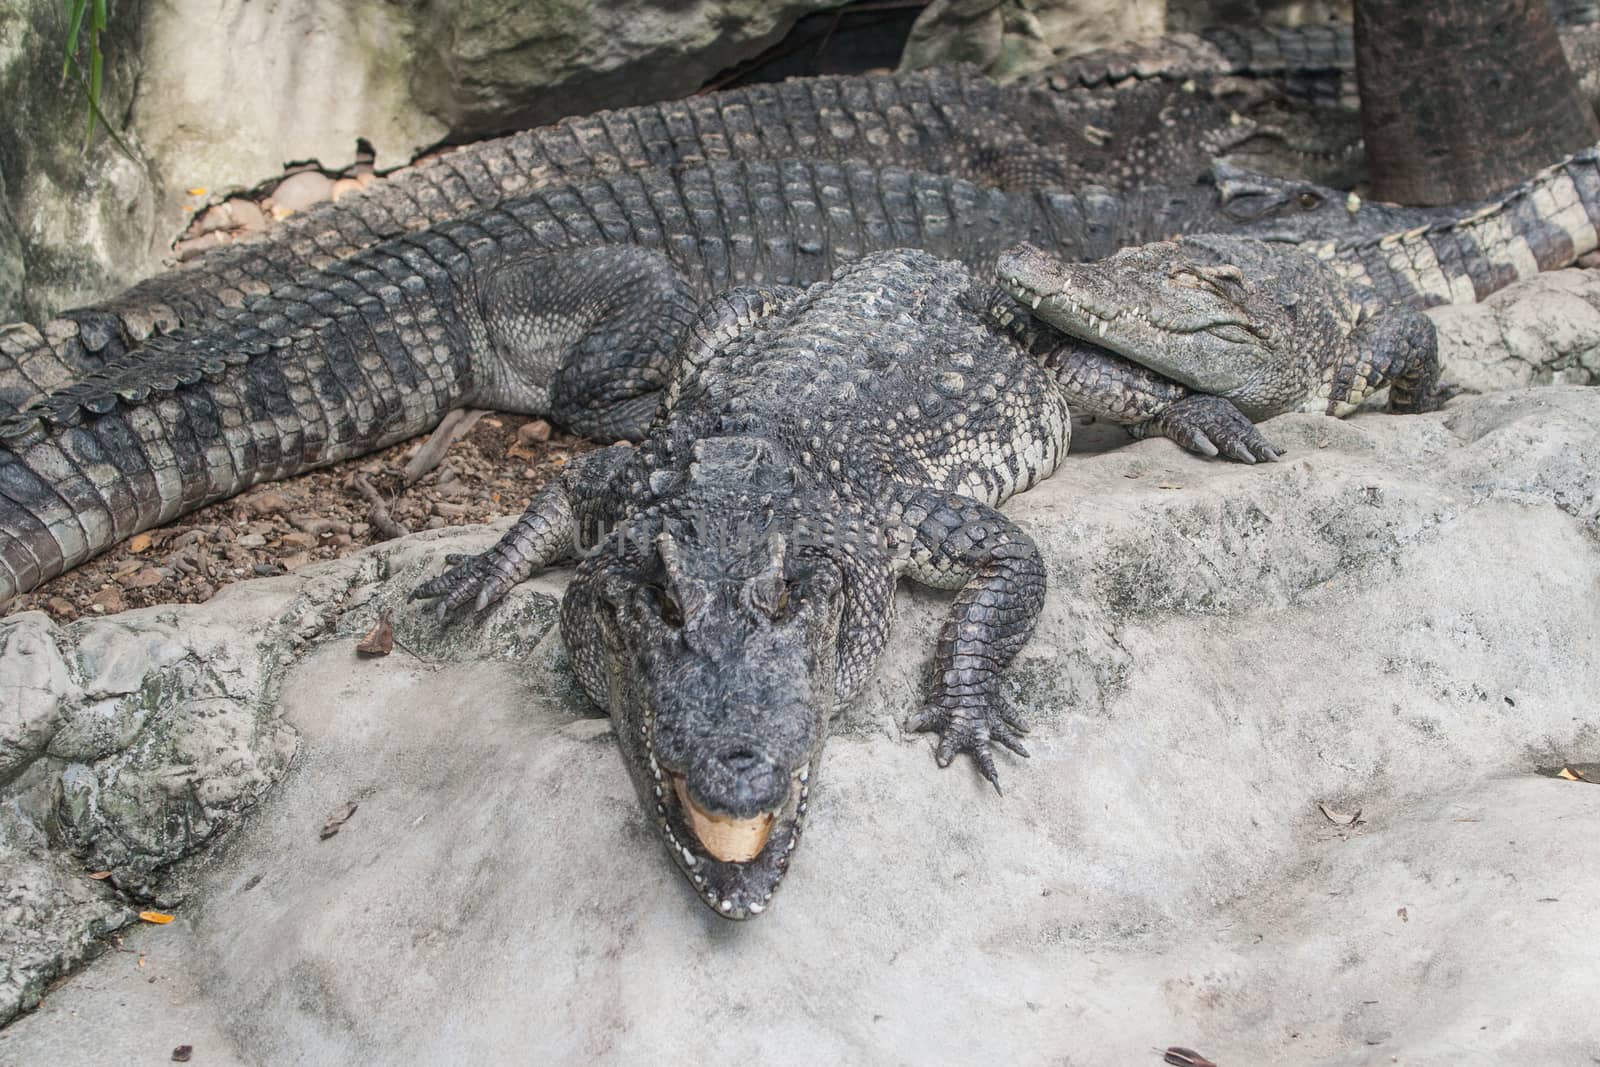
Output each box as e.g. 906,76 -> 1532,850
1326,145 -> 1600,307
0,280 -> 470,606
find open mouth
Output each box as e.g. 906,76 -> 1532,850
643,743 -> 812,918
670,772 -> 777,863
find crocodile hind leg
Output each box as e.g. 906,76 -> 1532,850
467,246 -> 700,442
411,443 -> 636,613
890,486 -> 1045,793
1318,303 -> 1447,416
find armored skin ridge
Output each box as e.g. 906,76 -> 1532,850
1033,14 -> 1600,106
0,158 -> 1378,608
413,248 -> 1075,917
993,143 -> 1600,456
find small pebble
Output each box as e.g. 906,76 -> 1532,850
518,419 -> 552,444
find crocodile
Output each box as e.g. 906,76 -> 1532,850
0,158 -> 1403,608
993,144 -> 1600,455
0,36 -> 1467,413
0,61 -> 1335,411
412,248 -> 1076,917
1032,10 -> 1600,110
1024,14 -> 1600,190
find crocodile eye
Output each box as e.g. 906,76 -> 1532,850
1297,190 -> 1323,210
647,586 -> 684,628
746,575 -> 792,620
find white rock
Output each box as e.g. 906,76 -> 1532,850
2,383 -> 1597,1061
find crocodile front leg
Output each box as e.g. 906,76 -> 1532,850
411,444 -> 636,613
989,291 -> 1283,462
890,486 -> 1045,792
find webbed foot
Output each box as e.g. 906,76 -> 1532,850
911,695 -> 1031,794
1142,394 -> 1283,463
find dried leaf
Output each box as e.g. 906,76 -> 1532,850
1318,802 -> 1363,827
185,187 -> 207,196
87,870 -> 113,880
1156,482 -> 1184,490
356,612 -> 394,657
128,532 -> 153,554
320,801 -> 359,840
1164,1047 -> 1219,1067
138,911 -> 175,924
1538,764 -> 1599,783
1397,906 -> 1409,922
172,1045 -> 194,1062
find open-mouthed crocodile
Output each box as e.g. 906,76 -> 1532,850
0,157 -> 1435,608
994,144 -> 1600,460
411,249 -> 1087,917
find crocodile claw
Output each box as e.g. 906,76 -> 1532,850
1149,394 -> 1283,464
911,697 -> 1030,794
411,546 -> 521,617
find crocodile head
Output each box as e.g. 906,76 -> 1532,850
996,237 -> 1324,412
574,437 -> 852,918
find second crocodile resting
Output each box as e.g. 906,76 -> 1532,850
993,146 -> 1600,457
0,60 -> 1361,411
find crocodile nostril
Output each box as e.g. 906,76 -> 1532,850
721,748 -> 762,772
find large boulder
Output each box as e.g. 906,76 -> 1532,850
3,366 -> 1598,1056
408,0 -> 845,135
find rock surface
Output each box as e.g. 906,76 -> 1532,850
408,0 -> 841,134
1434,267 -> 1600,393
0,0 -> 163,324
2,375 -> 1598,1058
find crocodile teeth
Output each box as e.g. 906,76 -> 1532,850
672,774 -> 775,863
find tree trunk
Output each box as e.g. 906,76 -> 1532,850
1356,0 -> 1598,204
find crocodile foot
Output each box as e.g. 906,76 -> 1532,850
1140,394 -> 1283,463
910,694 -> 1031,794
410,546 -> 525,616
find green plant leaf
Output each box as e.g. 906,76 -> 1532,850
61,0 -> 89,80
85,42 -> 103,145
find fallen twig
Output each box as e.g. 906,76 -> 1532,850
351,474 -> 409,541
402,408 -> 487,485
